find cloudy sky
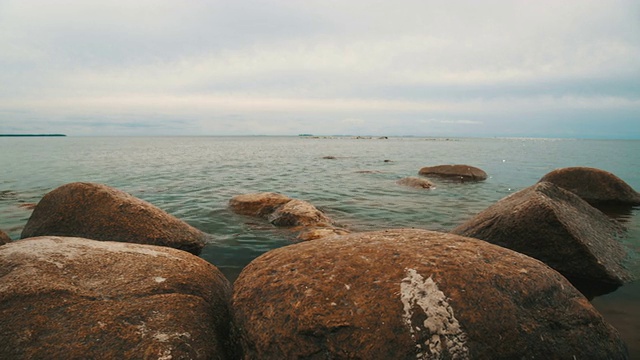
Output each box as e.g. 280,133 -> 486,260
1,0 -> 639,138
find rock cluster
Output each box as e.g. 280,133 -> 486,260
229,192 -> 348,241
21,182 -> 208,255
231,229 -> 628,359
0,236 -> 234,359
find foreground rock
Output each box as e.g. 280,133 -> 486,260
418,164 -> 487,181
396,176 -> 435,189
452,182 -> 631,298
21,182 -> 208,255
539,167 -> 640,206
0,230 -> 10,245
232,229 -> 627,359
0,236 -> 234,359
229,192 -> 348,241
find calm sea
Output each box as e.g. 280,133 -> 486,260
1,136 -> 639,353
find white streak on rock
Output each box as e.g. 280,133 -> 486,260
154,277 -> 167,283
401,268 -> 469,359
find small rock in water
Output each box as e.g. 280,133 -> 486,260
418,164 -> 488,181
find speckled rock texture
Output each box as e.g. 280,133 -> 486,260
0,236 -> 234,360
452,181 -> 631,298
231,229 -> 627,359
539,167 -> 640,205
396,176 -> 435,189
0,229 -> 10,245
229,192 -> 348,241
418,164 -> 487,181
20,182 -> 208,255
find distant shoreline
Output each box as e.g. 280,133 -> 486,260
0,134 -> 66,137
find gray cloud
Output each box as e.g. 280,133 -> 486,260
0,0 -> 639,138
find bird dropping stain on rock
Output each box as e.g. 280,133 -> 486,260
401,268 -> 470,360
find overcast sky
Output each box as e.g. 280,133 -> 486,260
1,0 -> 639,138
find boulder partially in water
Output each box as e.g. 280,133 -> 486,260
452,181 -> 632,298
231,229 -> 627,359
20,182 -> 207,255
228,192 -> 293,218
229,192 -> 347,241
267,199 -> 334,227
418,164 -> 487,181
539,167 -> 640,206
396,176 -> 435,189
0,230 -> 10,245
0,236 -> 234,359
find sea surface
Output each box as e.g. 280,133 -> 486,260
1,136 -> 639,354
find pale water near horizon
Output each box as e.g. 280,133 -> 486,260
1,136 -> 639,354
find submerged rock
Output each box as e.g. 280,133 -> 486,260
0,230 -> 9,245
228,192 -> 293,218
20,182 -> 208,255
452,181 -> 631,298
539,167 -> 640,206
418,164 -> 487,181
396,176 -> 435,189
267,199 -> 334,227
231,229 -> 627,359
229,192 -> 347,241
0,236 -> 234,359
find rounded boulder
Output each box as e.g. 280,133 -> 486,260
231,229 -> 627,359
452,181 -> 631,298
0,236 -> 234,359
20,182 -> 208,255
539,167 -> 640,205
418,164 -> 487,181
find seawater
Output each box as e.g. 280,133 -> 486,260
1,136 -> 639,352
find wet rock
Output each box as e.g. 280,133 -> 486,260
229,193 -> 346,241
0,236 -> 234,359
418,164 -> 487,181
267,199 -> 333,227
396,176 -> 435,189
0,230 -> 10,245
20,182 -> 208,255
539,167 -> 640,206
228,192 -> 293,218
452,182 -> 631,298
231,229 -> 627,359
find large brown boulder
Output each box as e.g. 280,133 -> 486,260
396,176 -> 435,189
539,167 -> 640,205
231,229 -> 627,359
0,236 -> 234,359
452,181 -> 632,298
0,229 -> 10,245
20,182 -> 208,255
418,164 -> 487,181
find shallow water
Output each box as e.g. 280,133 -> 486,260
1,136 -> 639,353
